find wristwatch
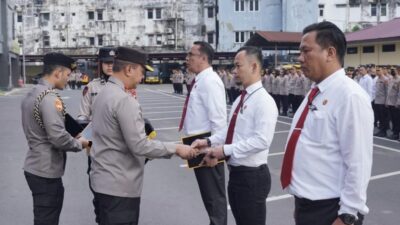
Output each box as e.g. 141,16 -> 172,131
206,138 -> 211,147
339,213 -> 356,225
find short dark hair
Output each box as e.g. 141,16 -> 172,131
236,46 -> 263,71
43,64 -> 65,76
303,21 -> 347,67
193,41 -> 214,64
113,59 -> 133,72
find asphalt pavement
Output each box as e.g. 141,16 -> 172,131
0,84 -> 399,225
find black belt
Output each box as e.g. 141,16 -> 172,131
228,164 -> 267,172
295,196 -> 340,205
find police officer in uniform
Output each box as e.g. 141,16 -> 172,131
90,47 -> 198,225
78,47 -> 115,121
21,53 -> 90,225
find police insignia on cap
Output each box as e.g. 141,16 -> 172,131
109,50 -> 115,56
55,99 -> 63,112
71,63 -> 77,70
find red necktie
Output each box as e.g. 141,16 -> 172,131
178,79 -> 196,131
225,90 -> 247,144
280,87 -> 320,189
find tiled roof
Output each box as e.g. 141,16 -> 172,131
255,31 -> 302,43
346,17 -> 400,43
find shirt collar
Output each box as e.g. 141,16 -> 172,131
245,80 -> 262,95
39,78 -> 54,89
313,68 -> 345,93
195,67 -> 213,82
108,76 -> 125,91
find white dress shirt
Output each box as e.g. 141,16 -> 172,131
182,67 -> 227,135
209,81 -> 278,167
287,69 -> 373,216
358,74 -> 374,101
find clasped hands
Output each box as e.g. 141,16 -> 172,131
190,139 -> 225,167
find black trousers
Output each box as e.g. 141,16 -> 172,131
95,192 -> 140,225
228,164 -> 271,225
272,94 -> 281,113
177,83 -> 183,94
194,163 -> 227,225
87,157 -> 100,224
376,104 -> 389,131
294,197 -> 364,225
24,171 -> 64,225
280,95 -> 289,115
293,95 -> 304,114
372,101 -> 378,127
389,106 -> 400,134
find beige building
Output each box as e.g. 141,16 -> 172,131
345,17 -> 400,67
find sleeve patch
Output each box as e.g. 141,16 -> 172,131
55,98 -> 63,112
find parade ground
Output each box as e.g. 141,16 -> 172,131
1,84 -> 399,225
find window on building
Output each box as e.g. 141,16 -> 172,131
72,12 -> 75,16
17,14 -> 22,22
61,13 -> 64,16
235,31 -> 246,43
89,37 -> 95,46
347,47 -> 358,54
249,31 -> 255,38
335,4 -> 346,8
382,44 -> 395,52
319,4 -> 324,17
349,0 -> 360,7
97,10 -> 103,21
147,8 -> 153,19
88,11 -> 94,20
250,0 -> 259,11
72,38 -> 76,42
363,46 -> 375,53
61,37 -> 66,42
207,32 -> 214,44
43,36 -> 50,47
156,34 -> 162,45
381,4 -> 387,16
41,13 -> 50,21
98,35 -> 103,46
148,34 -> 154,45
371,3 -> 377,16
155,8 -> 162,19
208,7 -> 214,18
235,0 -> 245,12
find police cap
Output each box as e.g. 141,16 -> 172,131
43,52 -> 76,70
98,47 -> 116,62
115,46 -> 154,72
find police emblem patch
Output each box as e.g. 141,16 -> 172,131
55,99 -> 63,112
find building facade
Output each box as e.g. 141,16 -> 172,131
13,0 -> 217,55
318,0 -> 400,32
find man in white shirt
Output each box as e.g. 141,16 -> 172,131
280,21 -> 373,225
180,41 -> 228,225
358,66 -> 374,102
192,46 -> 278,225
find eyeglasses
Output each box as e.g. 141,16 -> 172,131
187,52 -> 202,57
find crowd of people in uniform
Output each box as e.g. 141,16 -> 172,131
67,69 -> 89,90
20,21 -> 378,225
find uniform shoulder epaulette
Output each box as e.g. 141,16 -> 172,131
33,89 -> 66,129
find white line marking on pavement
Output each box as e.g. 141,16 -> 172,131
277,120 -> 292,126
143,111 -> 182,115
179,164 -> 188,168
154,126 -> 179,131
269,152 -> 284,156
370,171 -> 400,180
373,136 -> 400,144
275,130 -> 290,134
142,106 -> 183,109
147,117 -> 181,121
61,96 -> 70,99
374,144 -> 400,154
267,194 -> 293,202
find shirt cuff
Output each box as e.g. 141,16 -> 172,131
338,205 -> 359,220
223,144 -> 233,156
164,142 -> 177,154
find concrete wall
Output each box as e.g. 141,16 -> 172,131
345,41 -> 400,67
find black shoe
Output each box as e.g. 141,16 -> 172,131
389,134 -> 399,140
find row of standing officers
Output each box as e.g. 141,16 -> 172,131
21,21 -> 373,225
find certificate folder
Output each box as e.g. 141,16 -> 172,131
181,132 -> 224,169
65,113 -> 84,138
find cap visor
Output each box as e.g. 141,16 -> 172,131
145,64 -> 154,72
100,57 -> 114,62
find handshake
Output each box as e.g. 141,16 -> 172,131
175,139 -> 226,167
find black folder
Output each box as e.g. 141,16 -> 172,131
65,113 -> 84,138
181,132 -> 224,169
